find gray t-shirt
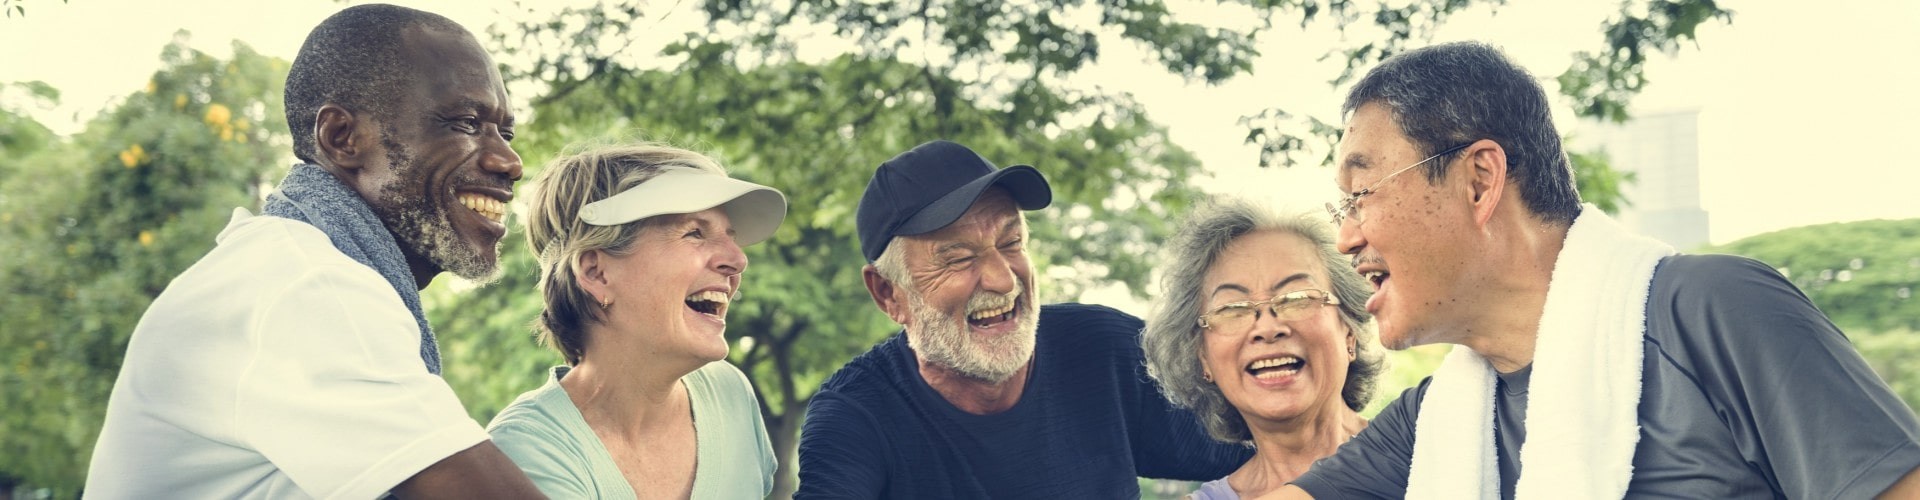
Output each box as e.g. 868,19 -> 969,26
1294,254 -> 1920,499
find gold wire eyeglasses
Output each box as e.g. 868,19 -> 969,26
1197,289 -> 1339,334
1325,142 -> 1473,226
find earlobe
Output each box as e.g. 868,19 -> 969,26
314,104 -> 366,170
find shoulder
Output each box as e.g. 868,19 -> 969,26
486,374 -> 573,438
688,361 -> 763,421
1646,253 -> 1830,341
181,212 -> 396,309
689,361 -> 754,395
1037,303 -> 1145,345
1651,253 -> 1789,295
816,334 -> 908,396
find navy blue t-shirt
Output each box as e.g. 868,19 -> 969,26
1294,254 -> 1920,499
795,303 -> 1252,499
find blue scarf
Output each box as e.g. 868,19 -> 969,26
263,164 -> 441,374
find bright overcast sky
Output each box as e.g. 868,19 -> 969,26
3,0 -> 1917,249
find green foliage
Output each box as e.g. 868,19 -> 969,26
0,34 -> 291,495
1569,145 -> 1636,215
1704,219 -> 1920,333
1852,329 -> 1920,413
1559,0 -> 1734,123
454,16 -> 1210,491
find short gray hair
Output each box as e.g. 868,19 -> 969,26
1142,197 -> 1385,444
1344,41 -> 1581,226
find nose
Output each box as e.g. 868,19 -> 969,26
1335,216 -> 1364,256
977,251 -> 1017,296
481,127 -> 524,181
1248,309 -> 1289,343
714,237 -> 749,276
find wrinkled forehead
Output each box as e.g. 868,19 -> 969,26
1334,102 -> 1410,189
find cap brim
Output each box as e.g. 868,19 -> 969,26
578,168 -> 789,246
895,165 -> 1052,236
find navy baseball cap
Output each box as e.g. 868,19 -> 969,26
856,140 -> 1052,262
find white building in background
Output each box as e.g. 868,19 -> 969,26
1573,109 -> 1712,251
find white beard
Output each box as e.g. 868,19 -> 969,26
903,276 -> 1040,383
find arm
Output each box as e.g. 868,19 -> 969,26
794,392 -> 888,499
393,442 -> 544,499
1661,256 -> 1920,498
1880,466 -> 1920,499
240,266 -> 518,498
1254,485 -> 1314,500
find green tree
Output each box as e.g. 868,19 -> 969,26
446,1 -> 1725,497
1705,219 -> 1920,334
433,37 -> 1206,497
0,33 -> 290,496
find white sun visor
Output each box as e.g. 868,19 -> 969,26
577,168 -> 788,246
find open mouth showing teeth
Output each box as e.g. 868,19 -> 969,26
967,302 -> 1016,328
1362,271 -> 1389,289
685,290 -> 730,317
458,193 -> 507,223
1246,356 -> 1305,379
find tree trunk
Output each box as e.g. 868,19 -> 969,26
766,397 -> 807,499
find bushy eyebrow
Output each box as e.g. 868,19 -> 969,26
1341,152 -> 1374,172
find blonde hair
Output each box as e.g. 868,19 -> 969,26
523,143 -> 727,365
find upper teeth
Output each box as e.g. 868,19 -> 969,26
687,290 -> 730,305
1249,357 -> 1301,370
458,194 -> 506,222
969,303 -> 1014,320
1363,271 -> 1386,281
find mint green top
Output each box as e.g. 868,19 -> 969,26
487,362 -> 776,499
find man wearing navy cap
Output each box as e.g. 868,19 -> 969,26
795,140 -> 1250,498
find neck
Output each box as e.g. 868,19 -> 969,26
562,326 -> 703,437
1234,405 -> 1367,493
916,355 -> 1031,415
1457,212 -> 1568,373
401,246 -> 439,290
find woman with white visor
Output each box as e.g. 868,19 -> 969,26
488,144 -> 787,499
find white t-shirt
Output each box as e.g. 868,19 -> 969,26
85,209 -> 488,499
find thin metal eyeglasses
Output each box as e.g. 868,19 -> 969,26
1325,142 -> 1473,226
1197,289 -> 1340,334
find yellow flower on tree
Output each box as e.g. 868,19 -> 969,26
139,230 -> 155,247
119,144 -> 148,169
204,103 -> 231,127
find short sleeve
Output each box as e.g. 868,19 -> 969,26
234,264 -> 488,498
1293,381 -> 1426,500
1653,255 -> 1920,498
489,418 -> 594,499
795,391 -> 889,499
728,365 -> 779,496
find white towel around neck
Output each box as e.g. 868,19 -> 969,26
1404,205 -> 1674,500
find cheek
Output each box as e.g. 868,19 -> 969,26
1200,335 -> 1237,373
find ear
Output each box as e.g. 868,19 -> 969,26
1464,139 -> 1509,227
863,264 -> 911,327
576,250 -> 614,306
314,104 -> 371,171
